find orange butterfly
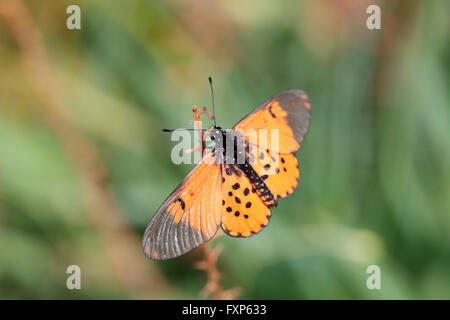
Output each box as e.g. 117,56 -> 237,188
143,83 -> 311,260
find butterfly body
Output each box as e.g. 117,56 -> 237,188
143,89 -> 311,260
211,127 -> 277,207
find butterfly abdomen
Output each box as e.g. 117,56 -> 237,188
237,162 -> 276,207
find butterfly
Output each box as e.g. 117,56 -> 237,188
143,84 -> 311,260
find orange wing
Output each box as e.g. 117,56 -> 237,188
234,89 -> 311,154
221,164 -> 271,237
143,152 -> 223,260
249,146 -> 300,200
234,89 -> 310,200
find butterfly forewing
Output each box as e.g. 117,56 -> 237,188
234,89 -> 311,154
143,152 -> 222,260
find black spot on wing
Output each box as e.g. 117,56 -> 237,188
268,105 -> 277,118
174,197 -> 185,210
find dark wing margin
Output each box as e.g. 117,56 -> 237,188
273,89 -> 311,148
143,153 -> 222,260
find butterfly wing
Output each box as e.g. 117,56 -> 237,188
250,148 -> 299,200
233,89 -> 311,154
234,89 -> 310,200
221,164 -> 271,237
143,152 -> 223,260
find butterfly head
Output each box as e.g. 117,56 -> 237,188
209,126 -> 223,142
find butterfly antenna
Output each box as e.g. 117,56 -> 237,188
209,76 -> 217,127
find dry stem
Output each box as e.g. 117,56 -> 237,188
195,244 -> 241,300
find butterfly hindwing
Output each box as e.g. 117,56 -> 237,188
143,152 -> 222,260
250,146 -> 300,200
221,164 -> 271,237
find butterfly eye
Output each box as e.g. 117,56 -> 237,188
210,129 -> 221,142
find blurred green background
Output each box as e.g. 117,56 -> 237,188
0,0 -> 449,299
